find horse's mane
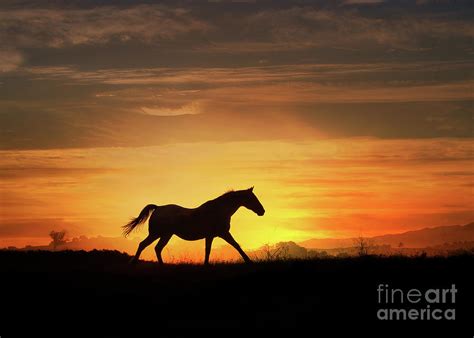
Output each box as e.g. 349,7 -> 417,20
199,190 -> 237,208
220,189 -> 235,197
213,189 -> 238,202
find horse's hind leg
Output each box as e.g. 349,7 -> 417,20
130,234 -> 158,264
155,234 -> 172,265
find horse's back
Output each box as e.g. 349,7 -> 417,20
148,203 -> 224,240
152,204 -> 193,219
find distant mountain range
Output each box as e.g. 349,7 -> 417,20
299,222 -> 474,249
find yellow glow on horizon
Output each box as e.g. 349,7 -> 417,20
1,138 -> 473,258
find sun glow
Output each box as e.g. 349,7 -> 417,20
1,138 -> 472,259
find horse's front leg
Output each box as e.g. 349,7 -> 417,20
219,232 -> 252,263
204,237 -> 214,265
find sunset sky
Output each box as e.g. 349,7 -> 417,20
0,0 -> 473,255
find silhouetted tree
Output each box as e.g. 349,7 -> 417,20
260,243 -> 291,261
353,236 -> 373,256
49,230 -> 67,251
262,244 -> 272,260
398,242 -> 404,254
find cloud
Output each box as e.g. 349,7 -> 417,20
294,211 -> 474,237
140,101 -> 202,116
1,101 -> 472,150
0,167 -> 117,180
0,217 -> 94,238
2,3 -> 472,55
0,5 -> 210,48
0,219 -> 61,237
238,7 -> 474,52
0,49 -> 23,72
22,61 -> 474,104
0,3 -> 472,150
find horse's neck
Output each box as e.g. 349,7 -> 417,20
221,196 -> 241,216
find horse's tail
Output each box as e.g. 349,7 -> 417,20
122,204 -> 158,237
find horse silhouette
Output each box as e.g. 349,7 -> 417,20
123,187 -> 265,264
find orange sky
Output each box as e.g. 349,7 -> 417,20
1,139 -> 472,252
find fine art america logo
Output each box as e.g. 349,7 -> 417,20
376,284 -> 457,321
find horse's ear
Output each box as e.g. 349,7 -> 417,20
248,186 -> 254,192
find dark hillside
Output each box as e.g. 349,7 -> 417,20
0,250 -> 472,334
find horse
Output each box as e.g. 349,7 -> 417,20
123,187 -> 265,265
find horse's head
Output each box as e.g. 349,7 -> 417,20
240,187 -> 265,216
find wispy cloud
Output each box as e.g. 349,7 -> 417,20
23,62 -> 474,103
235,7 -> 474,52
0,167 -> 116,180
140,101 -> 202,116
1,3 -> 472,144
1,3 -> 472,55
0,49 -> 23,72
0,5 -> 210,48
